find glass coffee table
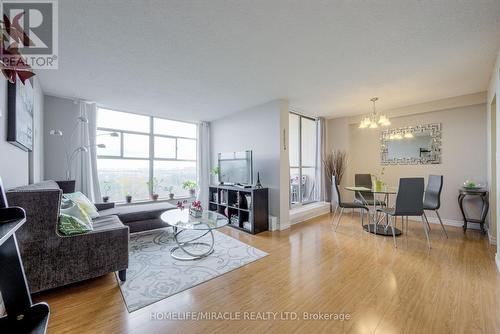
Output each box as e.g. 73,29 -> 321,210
160,209 -> 228,261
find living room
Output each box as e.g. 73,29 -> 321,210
0,1 -> 500,333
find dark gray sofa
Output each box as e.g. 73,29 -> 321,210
98,201 -> 175,233
6,181 -> 175,293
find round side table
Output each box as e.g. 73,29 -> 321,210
458,188 -> 488,233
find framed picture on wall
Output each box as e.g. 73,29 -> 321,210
7,79 -> 34,151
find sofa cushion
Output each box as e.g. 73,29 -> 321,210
58,213 -> 93,236
92,215 -> 126,232
98,202 -> 175,223
60,197 -> 93,230
63,191 -> 100,219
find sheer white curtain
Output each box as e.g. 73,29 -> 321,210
315,117 -> 326,201
75,102 -> 101,202
197,121 -> 210,208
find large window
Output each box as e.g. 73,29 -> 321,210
289,112 -> 317,205
96,108 -> 197,202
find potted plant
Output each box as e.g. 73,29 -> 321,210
323,150 -> 347,209
102,181 -> 112,203
125,194 -> 132,203
165,186 -> 174,200
373,167 -> 386,191
211,167 -> 220,184
147,177 -> 163,201
189,200 -> 203,217
182,180 -> 197,197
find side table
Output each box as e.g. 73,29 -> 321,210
458,188 -> 489,233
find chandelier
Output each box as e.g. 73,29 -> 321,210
359,97 -> 390,129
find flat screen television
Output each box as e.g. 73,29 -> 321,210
218,150 -> 253,185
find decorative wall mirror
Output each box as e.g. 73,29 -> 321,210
380,123 -> 442,165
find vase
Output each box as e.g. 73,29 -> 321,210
189,207 -> 203,217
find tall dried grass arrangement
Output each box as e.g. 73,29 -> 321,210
323,150 -> 347,185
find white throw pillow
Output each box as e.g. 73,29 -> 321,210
63,192 -> 99,219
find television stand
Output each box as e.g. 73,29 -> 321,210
233,183 -> 252,189
208,185 -> 268,234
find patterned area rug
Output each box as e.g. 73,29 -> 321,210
117,228 -> 268,312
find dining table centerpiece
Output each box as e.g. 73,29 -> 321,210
373,167 -> 386,192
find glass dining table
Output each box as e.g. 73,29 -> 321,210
344,186 -> 401,236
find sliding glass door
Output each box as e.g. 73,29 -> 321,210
289,112 -> 317,206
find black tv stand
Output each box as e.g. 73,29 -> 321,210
234,183 -> 252,189
209,185 -> 268,234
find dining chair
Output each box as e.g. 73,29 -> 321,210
377,178 -> 431,248
331,175 -> 369,231
423,175 -> 448,238
354,174 -> 387,207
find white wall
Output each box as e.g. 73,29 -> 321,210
210,99 -> 289,227
326,116 -> 349,153
43,95 -> 80,181
0,77 -> 44,189
31,81 -> 44,183
326,99 -> 487,225
487,46 -> 500,268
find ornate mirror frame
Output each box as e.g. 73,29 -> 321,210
380,123 -> 442,165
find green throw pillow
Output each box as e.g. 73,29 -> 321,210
58,213 -> 93,236
63,192 -> 99,219
60,197 -> 93,232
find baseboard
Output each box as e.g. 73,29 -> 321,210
424,216 -> 482,230
289,202 -> 330,226
496,253 -> 500,273
279,222 -> 291,231
488,229 -> 497,245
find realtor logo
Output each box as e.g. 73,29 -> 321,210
1,0 -> 58,69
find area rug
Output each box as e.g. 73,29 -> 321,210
117,228 -> 268,312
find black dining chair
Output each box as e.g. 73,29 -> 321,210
423,175 -> 448,238
354,174 -> 387,207
331,176 -> 369,231
377,178 -> 431,248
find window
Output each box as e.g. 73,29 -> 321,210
289,112 -> 317,205
96,108 -> 197,202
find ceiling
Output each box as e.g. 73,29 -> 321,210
37,1 -> 500,121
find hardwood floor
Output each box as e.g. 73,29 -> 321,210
35,213 -> 500,334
